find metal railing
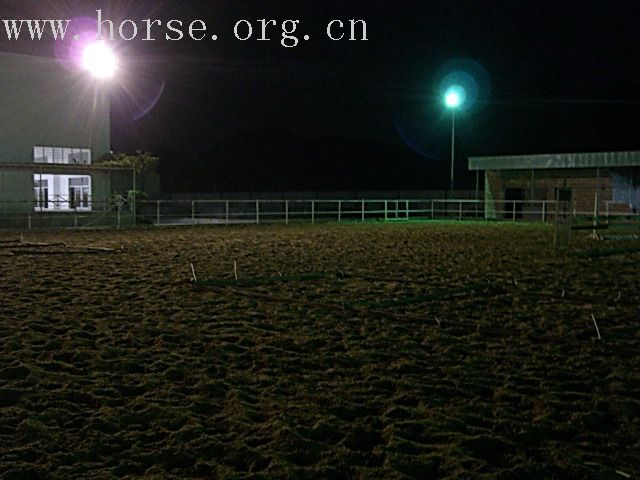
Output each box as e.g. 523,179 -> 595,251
0,195 -> 132,230
135,198 -> 639,226
1,197 -> 638,231
34,194 -> 91,212
134,199 -> 484,226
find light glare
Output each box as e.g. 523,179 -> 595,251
82,41 -> 117,79
444,86 -> 465,108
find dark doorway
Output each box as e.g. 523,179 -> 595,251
505,188 -> 525,219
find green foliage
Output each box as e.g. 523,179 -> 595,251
97,150 -> 159,176
98,150 -> 159,194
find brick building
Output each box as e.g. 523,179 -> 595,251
469,151 -> 640,220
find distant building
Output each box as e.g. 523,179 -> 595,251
0,51 -> 128,223
469,151 -> 640,220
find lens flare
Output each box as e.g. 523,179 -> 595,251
82,41 -> 117,79
53,16 -> 165,120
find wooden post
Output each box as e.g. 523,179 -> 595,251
132,168 -> 136,227
553,188 -> 560,248
285,200 -> 289,225
593,167 -> 600,237
531,169 -> 535,214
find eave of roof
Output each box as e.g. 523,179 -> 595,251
469,151 -> 640,171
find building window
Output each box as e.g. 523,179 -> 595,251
33,174 -> 92,212
33,146 -> 92,165
554,187 -> 572,202
69,177 -> 90,209
34,179 -> 49,209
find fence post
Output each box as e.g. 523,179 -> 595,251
311,200 -> 315,224
191,200 -> 195,225
384,200 -> 388,221
156,200 -> 161,226
285,200 -> 289,225
132,168 -> 136,227
605,201 -> 609,224
361,200 -> 365,222
512,201 -> 516,222
542,201 -> 546,223
256,200 -> 260,224
406,200 -> 410,220
74,207 -> 78,229
338,200 -> 342,222
459,201 -> 462,221
225,201 -> 229,225
431,200 -> 435,219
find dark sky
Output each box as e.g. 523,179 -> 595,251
2,1 -> 640,191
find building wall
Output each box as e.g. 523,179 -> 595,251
0,169 -> 114,214
483,168 -> 633,219
0,170 -> 33,213
0,52 -> 111,213
0,52 -> 110,165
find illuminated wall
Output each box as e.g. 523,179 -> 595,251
0,52 -> 111,212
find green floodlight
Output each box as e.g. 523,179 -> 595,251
444,85 -> 465,109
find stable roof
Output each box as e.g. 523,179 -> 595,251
469,151 -> 640,171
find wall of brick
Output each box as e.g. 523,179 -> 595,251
484,168 -> 636,219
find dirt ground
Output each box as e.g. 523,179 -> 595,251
0,223 -> 638,479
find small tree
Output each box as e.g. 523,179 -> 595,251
97,150 -> 159,196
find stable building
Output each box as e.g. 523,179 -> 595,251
0,51 -> 128,226
469,151 -> 640,220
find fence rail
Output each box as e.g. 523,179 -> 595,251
137,198 -> 637,226
0,196 -> 132,230
1,197 -> 639,231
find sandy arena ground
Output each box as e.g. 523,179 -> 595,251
0,223 -> 639,479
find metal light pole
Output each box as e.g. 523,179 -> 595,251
444,86 -> 464,196
450,109 -> 455,194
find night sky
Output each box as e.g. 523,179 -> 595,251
2,1 -> 639,192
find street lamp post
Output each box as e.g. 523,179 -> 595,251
444,86 -> 464,196
450,108 -> 455,194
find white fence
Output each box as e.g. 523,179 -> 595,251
0,196 -> 133,230
135,198 -> 639,226
1,197 -> 639,230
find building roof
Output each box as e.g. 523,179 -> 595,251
469,151 -> 640,171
